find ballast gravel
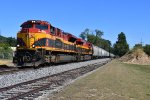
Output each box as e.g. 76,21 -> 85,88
0,58 -> 110,88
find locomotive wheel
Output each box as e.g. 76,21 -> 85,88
24,52 -> 32,62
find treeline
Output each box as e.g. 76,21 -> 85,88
0,35 -> 16,59
79,29 -> 130,57
80,28 -> 150,57
0,35 -> 16,47
113,32 -> 150,57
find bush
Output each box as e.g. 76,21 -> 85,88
144,45 -> 150,56
0,43 -> 13,59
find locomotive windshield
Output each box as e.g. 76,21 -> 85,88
21,23 -> 48,30
35,24 -> 48,30
21,24 -> 33,28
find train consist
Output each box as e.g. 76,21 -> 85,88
13,20 -> 114,67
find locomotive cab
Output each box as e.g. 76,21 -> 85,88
20,20 -> 49,33
14,20 -> 51,67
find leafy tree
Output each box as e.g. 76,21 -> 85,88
93,29 -> 103,44
0,43 -> 13,59
87,33 -> 96,44
79,28 -> 90,40
101,39 -> 111,51
144,44 -> 150,56
0,35 -> 16,59
95,29 -> 103,39
7,37 -> 17,46
79,32 -> 86,40
0,35 -> 7,43
134,44 -> 142,48
79,28 -> 112,52
113,32 -> 129,57
0,35 -> 16,47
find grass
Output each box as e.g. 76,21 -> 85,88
124,63 -> 150,73
48,60 -> 150,100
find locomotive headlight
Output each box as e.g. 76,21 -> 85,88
17,44 -> 20,47
32,44 -> 35,48
32,20 -> 35,23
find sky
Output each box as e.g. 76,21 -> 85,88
0,0 -> 149,47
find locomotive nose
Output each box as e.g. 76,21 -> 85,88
24,33 -> 35,48
28,33 -> 35,48
17,32 -> 35,49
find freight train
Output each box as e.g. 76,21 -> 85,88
13,20 -> 114,67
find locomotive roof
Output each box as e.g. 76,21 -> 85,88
76,38 -> 84,43
21,20 -> 50,27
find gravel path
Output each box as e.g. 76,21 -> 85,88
0,58 -> 110,88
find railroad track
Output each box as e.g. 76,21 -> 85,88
0,63 -> 62,75
0,66 -> 19,75
0,66 -> 34,75
0,60 -> 109,100
0,61 -> 89,75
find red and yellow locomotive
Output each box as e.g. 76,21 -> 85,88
13,20 -> 93,67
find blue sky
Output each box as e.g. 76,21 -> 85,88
0,0 -> 149,47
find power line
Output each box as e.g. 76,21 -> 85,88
140,37 -> 144,46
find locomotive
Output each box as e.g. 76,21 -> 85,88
13,20 -> 114,67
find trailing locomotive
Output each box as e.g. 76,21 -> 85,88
13,20 -> 114,67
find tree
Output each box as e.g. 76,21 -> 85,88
144,44 -> 150,56
101,39 -> 111,51
79,28 -> 90,40
133,44 -> 143,49
93,29 -> 103,44
7,37 -> 17,46
0,35 -> 16,47
0,43 -> 13,59
0,35 -> 16,59
95,29 -> 103,39
113,32 -> 129,57
79,28 -> 112,52
87,33 -> 96,44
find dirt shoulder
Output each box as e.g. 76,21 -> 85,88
0,59 -> 14,66
48,60 -> 150,100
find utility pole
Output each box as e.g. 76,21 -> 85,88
109,44 -> 110,57
0,29 -> 1,36
140,37 -> 143,46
